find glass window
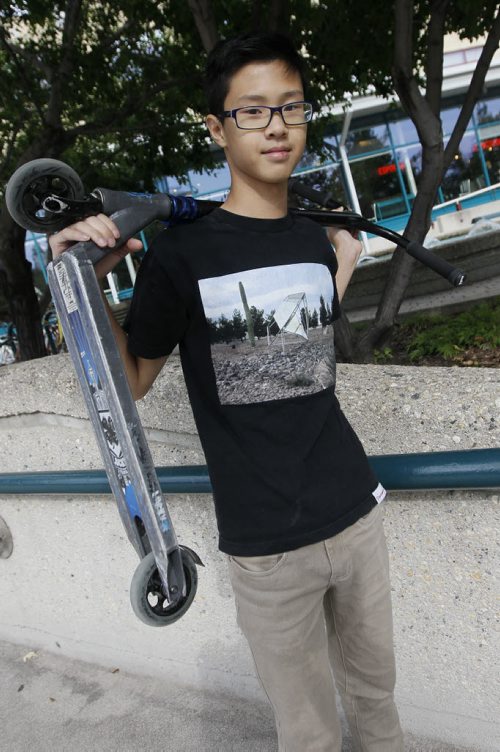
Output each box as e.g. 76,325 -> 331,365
441,132 -> 487,199
440,106 -> 473,137
345,123 -> 391,157
395,144 -> 422,195
159,174 -> 192,196
475,121 -> 500,185
388,117 -> 419,147
289,164 -> 349,210
350,153 -> 411,219
189,163 -> 231,196
475,96 -> 500,124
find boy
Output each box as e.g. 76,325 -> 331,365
50,32 -> 403,752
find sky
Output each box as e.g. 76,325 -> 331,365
198,262 -> 334,320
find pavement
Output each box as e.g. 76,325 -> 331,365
0,639 -> 484,752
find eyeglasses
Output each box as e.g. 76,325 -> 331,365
221,101 -> 314,130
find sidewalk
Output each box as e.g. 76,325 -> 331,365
0,640 -> 482,752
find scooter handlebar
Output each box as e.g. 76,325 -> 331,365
405,241 -> 465,287
289,180 -> 466,287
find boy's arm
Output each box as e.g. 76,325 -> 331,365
103,302 -> 168,400
49,214 -> 167,401
326,226 -> 362,303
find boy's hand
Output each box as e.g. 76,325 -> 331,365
49,214 -> 143,279
326,224 -> 362,259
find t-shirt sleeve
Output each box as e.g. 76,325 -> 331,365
123,236 -> 189,359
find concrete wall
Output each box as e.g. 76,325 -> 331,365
0,355 -> 498,749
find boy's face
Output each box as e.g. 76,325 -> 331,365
206,60 -> 307,188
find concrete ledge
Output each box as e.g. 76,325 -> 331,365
0,355 -> 498,750
343,229 -> 500,320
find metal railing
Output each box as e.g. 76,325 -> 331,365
0,449 -> 498,495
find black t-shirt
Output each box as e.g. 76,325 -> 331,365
125,208 -> 382,555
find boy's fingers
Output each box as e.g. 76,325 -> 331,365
83,215 -> 116,246
97,213 -> 121,239
126,238 -> 143,252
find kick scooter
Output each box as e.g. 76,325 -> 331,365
5,159 -> 218,627
5,159 -> 466,627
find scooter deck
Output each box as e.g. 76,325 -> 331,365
48,244 -> 186,603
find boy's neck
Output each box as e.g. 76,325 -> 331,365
222,180 -> 289,219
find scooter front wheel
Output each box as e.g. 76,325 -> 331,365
6,158 -> 84,233
129,548 -> 198,627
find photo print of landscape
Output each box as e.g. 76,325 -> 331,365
198,262 -> 337,405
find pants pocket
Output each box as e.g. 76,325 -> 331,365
229,551 -> 288,575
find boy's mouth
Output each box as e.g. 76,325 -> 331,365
262,146 -> 292,159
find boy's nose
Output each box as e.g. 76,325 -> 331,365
266,110 -> 287,133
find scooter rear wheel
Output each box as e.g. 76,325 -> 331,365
129,548 -> 198,627
6,158 -> 84,233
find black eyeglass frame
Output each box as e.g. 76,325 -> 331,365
219,101 -> 314,130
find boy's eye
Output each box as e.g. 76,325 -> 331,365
284,102 -> 304,112
241,107 -> 265,116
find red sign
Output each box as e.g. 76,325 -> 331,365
377,162 -> 406,176
472,137 -> 500,152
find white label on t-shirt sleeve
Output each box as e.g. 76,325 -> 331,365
372,482 -> 386,504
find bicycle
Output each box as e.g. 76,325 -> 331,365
0,323 -> 18,366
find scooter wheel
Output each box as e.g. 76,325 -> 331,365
5,158 -> 84,233
129,549 -> 198,627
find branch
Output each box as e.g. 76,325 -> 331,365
250,0 -> 264,30
187,0 -> 219,53
444,8 -> 500,166
3,42 -> 53,79
424,0 -> 449,116
65,75 -> 194,138
269,0 -> 290,33
392,0 -> 442,148
393,0 -> 413,79
46,0 -> 83,127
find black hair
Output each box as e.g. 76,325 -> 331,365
204,32 -> 308,116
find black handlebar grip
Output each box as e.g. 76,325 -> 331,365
405,241 -> 466,287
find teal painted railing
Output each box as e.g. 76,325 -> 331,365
0,449 -> 498,495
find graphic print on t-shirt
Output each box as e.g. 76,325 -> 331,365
198,262 -> 336,405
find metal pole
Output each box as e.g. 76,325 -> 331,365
0,450 -> 498,494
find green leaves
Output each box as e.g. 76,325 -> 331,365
405,302 -> 500,361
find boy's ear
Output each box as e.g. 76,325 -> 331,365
206,114 -> 228,148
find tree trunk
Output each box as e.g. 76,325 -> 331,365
352,139 -> 444,361
334,307 -> 356,361
187,0 -> 219,53
0,131 -> 69,360
0,209 -> 46,360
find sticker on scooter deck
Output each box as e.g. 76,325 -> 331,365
55,264 -> 143,522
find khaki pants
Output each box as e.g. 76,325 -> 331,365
226,503 -> 404,752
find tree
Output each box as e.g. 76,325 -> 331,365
231,308 -> 247,340
3,0 -> 499,362
217,313 -> 234,343
297,0 -> 500,360
319,295 -> 328,328
0,0 -> 212,359
249,305 -> 267,338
